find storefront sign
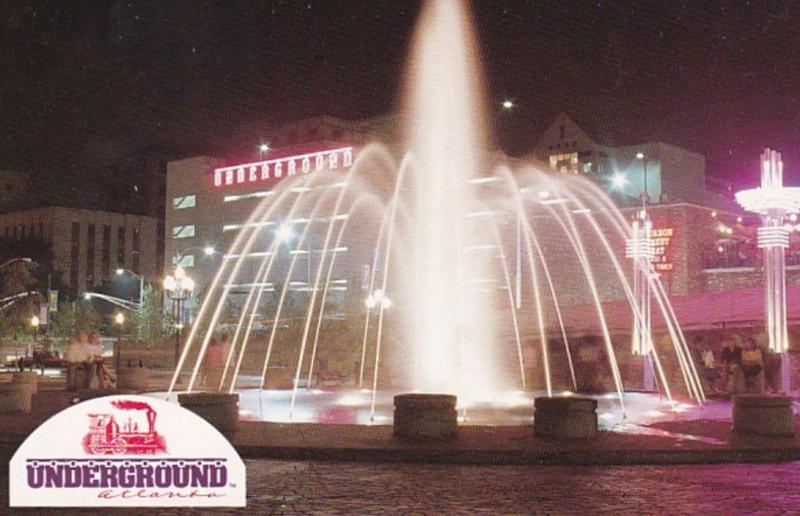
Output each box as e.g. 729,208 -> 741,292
651,227 -> 674,271
10,395 -> 246,507
213,146 -> 354,189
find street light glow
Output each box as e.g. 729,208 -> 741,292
259,143 -> 270,153
115,268 -> 124,275
30,315 -> 40,328
611,173 -> 628,189
276,224 -> 294,242
636,152 -> 645,160
163,275 -> 177,291
203,246 -> 216,255
502,99 -> 514,109
114,312 -> 125,325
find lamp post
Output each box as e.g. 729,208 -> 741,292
736,149 -> 800,393
30,314 -> 40,343
164,266 -> 195,365
627,151 -> 656,391
113,312 -> 125,372
115,268 -> 144,307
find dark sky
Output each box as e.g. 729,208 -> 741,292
3,0 -> 800,190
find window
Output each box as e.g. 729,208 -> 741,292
172,195 -> 196,210
70,222 -> 80,288
548,152 -> 579,173
117,227 -> 126,265
173,254 -> 195,268
132,227 -> 141,274
86,224 -> 96,287
172,225 -> 196,239
101,225 -> 111,280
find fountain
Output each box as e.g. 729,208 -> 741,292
167,0 -> 705,434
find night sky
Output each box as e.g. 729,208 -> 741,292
3,0 -> 800,192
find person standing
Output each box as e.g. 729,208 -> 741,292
721,339 -> 743,395
741,338 -> 764,393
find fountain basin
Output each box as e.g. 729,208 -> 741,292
179,392 -> 240,435
732,395 -> 794,438
393,393 -> 457,441
534,396 -> 598,440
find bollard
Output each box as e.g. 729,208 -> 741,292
534,396 -> 598,440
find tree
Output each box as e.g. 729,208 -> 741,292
48,299 -> 102,340
130,284 -> 171,347
0,260 -> 42,340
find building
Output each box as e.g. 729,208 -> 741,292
165,113 -> 800,339
0,206 -> 158,292
164,115 -> 395,303
529,112 -> 737,210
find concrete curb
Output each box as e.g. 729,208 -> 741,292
3,430 -> 799,466
232,444 -> 800,466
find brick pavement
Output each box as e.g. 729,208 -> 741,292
2,451 -> 800,514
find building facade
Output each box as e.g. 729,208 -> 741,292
0,207 -> 158,292
165,113 -> 800,336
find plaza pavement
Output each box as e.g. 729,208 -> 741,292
2,371 -> 800,466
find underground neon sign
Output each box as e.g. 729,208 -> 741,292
213,146 -> 354,188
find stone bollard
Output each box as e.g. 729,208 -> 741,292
394,393 -> 457,441
116,367 -> 150,392
12,371 -> 39,395
732,395 -> 794,438
179,392 -> 240,435
0,382 -> 33,413
534,396 -> 598,440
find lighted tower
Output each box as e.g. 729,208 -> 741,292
736,149 -> 800,393
627,211 -> 656,391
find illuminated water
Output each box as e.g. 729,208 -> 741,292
168,0 -> 704,420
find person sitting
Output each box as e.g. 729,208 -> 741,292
701,347 -> 721,394
741,338 -> 764,393
86,332 -> 115,389
64,332 -> 90,391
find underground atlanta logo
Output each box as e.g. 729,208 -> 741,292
9,395 -> 246,507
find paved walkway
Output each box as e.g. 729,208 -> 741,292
3,453 -> 800,514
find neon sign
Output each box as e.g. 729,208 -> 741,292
213,146 -> 354,188
651,227 -> 673,271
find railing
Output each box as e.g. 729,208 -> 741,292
703,245 -> 800,270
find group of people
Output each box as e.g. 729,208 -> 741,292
699,336 -> 782,395
64,331 -> 116,390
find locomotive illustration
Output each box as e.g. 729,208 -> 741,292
83,400 -> 167,455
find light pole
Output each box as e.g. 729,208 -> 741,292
628,151 -> 656,391
736,149 -> 800,393
115,268 -> 144,307
30,314 -> 40,343
164,266 -> 195,365
113,312 -> 125,372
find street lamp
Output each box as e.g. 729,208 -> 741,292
113,312 -> 125,371
502,99 -> 514,110
611,173 -> 628,190
636,152 -> 649,206
164,266 -> 195,365
30,315 -> 40,343
365,289 -> 392,310
115,268 -> 144,306
0,257 -> 32,269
